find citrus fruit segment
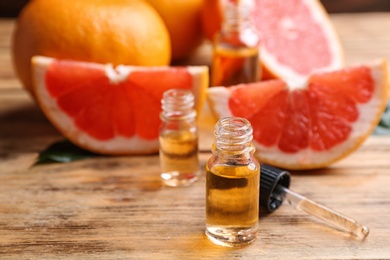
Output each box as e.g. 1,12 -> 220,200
207,60 -> 389,170
32,56 -> 209,155
201,0 -> 344,84
13,0 -> 171,95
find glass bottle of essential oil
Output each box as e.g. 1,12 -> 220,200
206,117 -> 260,247
159,89 -> 200,187
211,0 -> 261,86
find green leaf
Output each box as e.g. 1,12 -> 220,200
374,101 -> 390,135
34,139 -> 99,165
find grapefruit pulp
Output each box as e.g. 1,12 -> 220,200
32,56 -> 209,155
207,60 -> 389,170
201,0 -> 344,83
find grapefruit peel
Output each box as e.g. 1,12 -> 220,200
207,59 -> 389,170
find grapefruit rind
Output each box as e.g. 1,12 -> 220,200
207,59 -> 389,170
32,56 -> 209,155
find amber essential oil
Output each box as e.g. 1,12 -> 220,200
160,130 -> 199,186
211,0 -> 260,87
206,164 -> 259,244
212,46 -> 259,86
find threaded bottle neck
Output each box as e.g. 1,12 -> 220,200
222,0 -> 251,31
214,117 -> 255,154
161,89 -> 196,121
220,0 -> 259,48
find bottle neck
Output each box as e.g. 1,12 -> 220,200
219,0 -> 259,48
160,89 -> 196,122
213,117 -> 255,156
221,1 -> 252,34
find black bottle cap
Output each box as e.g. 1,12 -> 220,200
260,164 -> 291,213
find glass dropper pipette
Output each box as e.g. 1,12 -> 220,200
274,185 -> 370,239
260,164 -> 370,239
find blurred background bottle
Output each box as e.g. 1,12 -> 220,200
211,0 -> 261,87
159,89 -> 200,187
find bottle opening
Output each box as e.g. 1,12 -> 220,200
214,117 -> 254,152
161,89 -> 196,120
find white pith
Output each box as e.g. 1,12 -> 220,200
207,60 -> 388,169
32,56 -> 208,155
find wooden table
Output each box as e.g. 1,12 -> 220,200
1,13 -> 390,259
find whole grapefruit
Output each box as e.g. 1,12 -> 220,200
145,0 -> 204,61
12,0 -> 171,95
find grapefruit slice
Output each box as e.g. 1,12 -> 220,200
32,56 -> 209,155
207,60 -> 389,170
201,0 -> 344,84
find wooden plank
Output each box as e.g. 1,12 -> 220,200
1,13 -> 390,259
0,137 -> 390,258
321,0 -> 390,13
0,19 -> 20,89
332,13 -> 390,66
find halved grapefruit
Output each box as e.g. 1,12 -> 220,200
201,0 -> 344,84
32,56 -> 209,155
207,60 -> 389,170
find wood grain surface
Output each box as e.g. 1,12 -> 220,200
1,13 -> 390,259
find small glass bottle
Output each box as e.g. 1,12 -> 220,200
205,117 -> 260,247
211,0 -> 261,86
159,89 -> 200,187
